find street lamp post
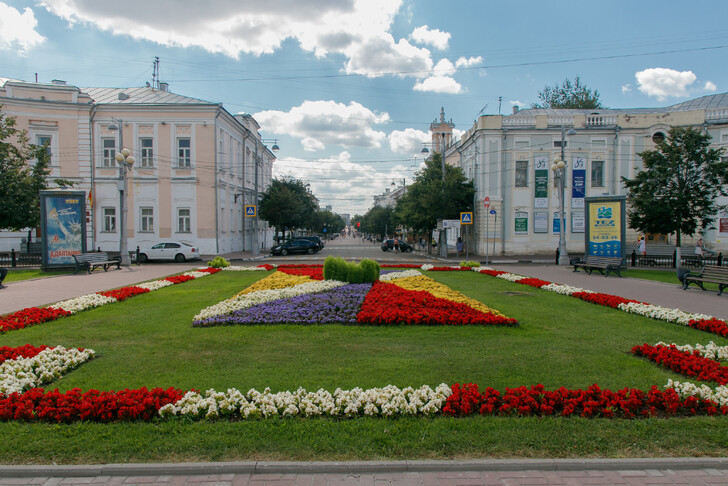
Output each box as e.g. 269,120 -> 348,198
109,119 -> 135,266
422,143 -> 448,258
551,126 -> 576,265
252,138 -> 279,256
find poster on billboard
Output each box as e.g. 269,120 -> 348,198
571,156 -> 586,208
40,191 -> 87,267
534,211 -> 548,233
584,196 -> 626,259
534,155 -> 549,208
720,210 -> 728,234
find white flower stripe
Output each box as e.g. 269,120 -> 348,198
135,280 -> 175,291
222,265 -> 277,271
0,346 -> 95,395
379,270 -> 423,281
48,293 -> 117,314
666,379 -> 728,408
618,302 -> 714,325
158,383 -> 452,419
656,341 -> 728,361
193,279 -> 348,322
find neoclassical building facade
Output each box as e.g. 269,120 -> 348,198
0,78 -> 275,255
444,94 -> 728,257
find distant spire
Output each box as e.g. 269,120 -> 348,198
440,107 -> 445,123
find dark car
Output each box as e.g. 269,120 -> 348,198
296,236 -> 325,250
381,239 -> 414,252
270,239 -> 319,256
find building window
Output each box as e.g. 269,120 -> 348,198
140,207 -> 154,232
515,160 -> 528,187
36,135 -> 52,156
591,160 -> 604,187
177,138 -> 191,167
102,138 -> 116,167
177,208 -> 191,233
103,207 -> 116,232
140,138 -> 154,167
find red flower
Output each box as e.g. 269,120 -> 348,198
165,275 -> 196,284
277,267 -> 324,280
0,307 -> 71,333
197,267 -> 222,274
517,278 -> 551,288
688,318 -> 728,337
98,286 -> 151,301
0,345 -> 52,363
572,292 -> 641,308
632,343 -> 728,385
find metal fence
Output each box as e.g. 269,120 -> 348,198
562,248 -> 725,269
0,250 -> 42,268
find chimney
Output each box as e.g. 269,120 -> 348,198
512,105 -> 519,115
159,82 -> 169,92
51,79 -> 66,86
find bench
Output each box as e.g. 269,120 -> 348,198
573,255 -> 624,277
683,265 -> 728,296
73,252 -> 121,274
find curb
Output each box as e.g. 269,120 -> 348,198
3,458 -> 728,478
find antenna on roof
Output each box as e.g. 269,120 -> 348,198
152,56 -> 160,89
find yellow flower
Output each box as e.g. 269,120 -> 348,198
390,275 -> 506,316
235,272 -> 311,296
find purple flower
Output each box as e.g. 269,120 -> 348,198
197,283 -> 372,326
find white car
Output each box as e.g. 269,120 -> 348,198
137,242 -> 200,263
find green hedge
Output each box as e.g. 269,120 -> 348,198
323,256 -> 380,283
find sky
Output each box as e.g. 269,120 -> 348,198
2,0 -> 727,216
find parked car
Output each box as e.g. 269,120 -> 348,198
137,242 -> 200,263
270,239 -> 320,256
296,235 -> 325,250
381,239 -> 414,252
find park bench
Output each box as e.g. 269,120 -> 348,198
573,255 -> 624,277
682,265 -> 728,296
73,252 -> 121,274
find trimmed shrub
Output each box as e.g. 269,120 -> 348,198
324,256 -> 379,283
207,256 -> 231,268
460,260 -> 481,268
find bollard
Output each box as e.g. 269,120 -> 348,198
631,250 -> 636,267
555,248 -> 560,265
719,252 -> 723,267
11,248 -> 16,268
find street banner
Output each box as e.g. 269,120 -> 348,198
534,155 -> 549,208
572,211 -> 585,233
514,212 -> 528,234
571,156 -> 586,208
552,211 -> 561,234
40,191 -> 87,267
585,196 -> 626,259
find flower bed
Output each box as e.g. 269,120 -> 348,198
0,268 -> 220,333
633,343 -> 728,385
1,346 -> 95,395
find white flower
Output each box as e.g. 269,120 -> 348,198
656,341 -> 728,361
541,283 -> 592,296
0,346 -> 95,395
379,270 -> 422,281
135,280 -> 175,291
49,294 -> 117,314
222,265 -> 276,271
495,272 -> 526,283
420,264 -> 434,271
618,303 -> 714,325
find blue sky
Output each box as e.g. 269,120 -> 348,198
2,0 -> 727,215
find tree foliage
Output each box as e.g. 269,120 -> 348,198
395,153 -> 475,243
0,109 -> 51,231
531,76 -> 605,109
622,126 -> 727,246
359,205 -> 395,237
258,176 -> 318,241
310,209 -> 345,236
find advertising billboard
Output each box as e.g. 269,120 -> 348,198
584,196 -> 626,259
40,191 -> 87,267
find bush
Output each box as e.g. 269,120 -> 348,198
460,260 -> 480,268
323,256 -> 379,283
207,256 -> 231,268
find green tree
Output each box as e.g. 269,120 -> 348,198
360,205 -> 395,237
310,209 -> 345,237
531,76 -> 605,109
259,176 -> 318,241
623,126 -> 727,249
395,153 -> 474,251
0,109 -> 51,230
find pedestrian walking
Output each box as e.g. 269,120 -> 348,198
638,237 -> 646,256
696,237 -> 705,262
456,237 -> 464,257
393,237 -> 399,252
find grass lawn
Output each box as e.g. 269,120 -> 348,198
2,269 -> 728,463
3,268 -> 74,283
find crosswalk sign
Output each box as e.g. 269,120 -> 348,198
460,212 -> 473,224
245,205 -> 257,217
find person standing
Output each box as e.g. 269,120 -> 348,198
456,237 -> 464,257
638,237 -> 646,256
696,237 -> 705,262
393,237 -> 399,252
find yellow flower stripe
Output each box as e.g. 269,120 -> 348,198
235,272 -> 311,296
390,275 -> 506,317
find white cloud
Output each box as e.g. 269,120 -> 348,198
621,84 -> 632,94
388,128 -> 429,154
273,152 -> 414,214
0,3 -> 45,54
455,56 -> 483,68
704,81 -> 717,92
635,68 -> 697,101
253,100 -> 390,151
413,75 -> 462,94
343,34 -> 432,77
410,25 -> 450,50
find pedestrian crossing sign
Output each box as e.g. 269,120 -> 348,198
460,212 -> 473,224
245,205 -> 257,217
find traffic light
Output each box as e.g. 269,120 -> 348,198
357,222 -> 360,228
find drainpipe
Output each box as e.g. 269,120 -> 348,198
88,104 -> 97,250
213,108 -> 221,254
501,128 -> 508,256
612,125 -> 620,195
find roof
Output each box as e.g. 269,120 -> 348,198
82,87 -> 217,106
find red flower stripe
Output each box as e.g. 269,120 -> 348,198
688,318 -> 728,337
277,267 -> 324,280
98,286 -> 151,301
0,307 -> 71,333
356,281 -> 517,326
517,278 -> 551,288
428,267 -> 472,272
380,264 -> 422,268
0,387 -> 186,423
632,343 -> 728,385
477,269 -> 508,277
257,264 -> 276,271
196,268 -> 222,274
0,345 -> 51,364
442,383 -> 723,418
276,264 -> 322,269
572,292 -> 641,309
165,275 -> 196,284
